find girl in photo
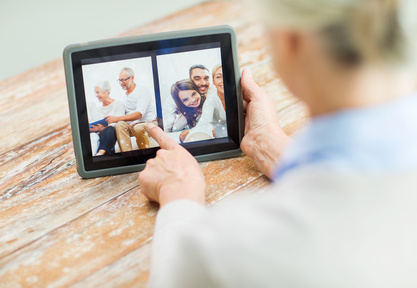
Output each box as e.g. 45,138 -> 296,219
165,79 -> 208,142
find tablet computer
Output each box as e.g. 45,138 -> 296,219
63,25 -> 244,178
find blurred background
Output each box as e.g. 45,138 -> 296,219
0,0 -> 205,82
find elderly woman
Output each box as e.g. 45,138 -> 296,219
140,0 -> 417,286
88,81 -> 124,155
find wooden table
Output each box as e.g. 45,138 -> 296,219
0,1 -> 308,286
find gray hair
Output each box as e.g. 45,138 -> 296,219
249,0 -> 417,68
120,67 -> 135,77
95,80 -> 111,94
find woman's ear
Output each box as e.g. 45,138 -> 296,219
269,29 -> 304,93
269,27 -> 320,72
269,28 -> 325,106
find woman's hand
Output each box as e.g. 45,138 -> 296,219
89,124 -> 105,132
139,124 -> 206,207
105,115 -> 120,124
241,68 -> 292,179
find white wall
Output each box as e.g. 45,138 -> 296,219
0,0 -> 205,81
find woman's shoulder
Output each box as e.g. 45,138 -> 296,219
163,98 -> 180,114
113,99 -> 124,107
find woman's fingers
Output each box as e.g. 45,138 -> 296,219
146,123 -> 179,150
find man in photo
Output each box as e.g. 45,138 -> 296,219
189,64 -> 211,96
105,67 -> 157,151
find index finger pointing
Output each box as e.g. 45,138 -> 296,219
146,123 -> 179,150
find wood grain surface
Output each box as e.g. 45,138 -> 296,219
0,0 -> 308,286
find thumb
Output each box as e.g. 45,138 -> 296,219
241,68 -> 262,102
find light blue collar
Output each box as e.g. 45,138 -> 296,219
275,93 -> 417,179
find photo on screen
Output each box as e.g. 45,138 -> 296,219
157,47 -> 226,144
81,57 -> 159,157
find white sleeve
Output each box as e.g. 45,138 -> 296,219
148,195 -> 284,288
148,180 -> 316,288
135,86 -> 151,116
147,168 -> 417,287
148,199 -> 207,288
172,114 -> 188,131
162,99 -> 185,132
196,95 -> 215,128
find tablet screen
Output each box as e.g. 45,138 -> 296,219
69,31 -> 241,172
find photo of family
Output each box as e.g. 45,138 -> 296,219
82,57 -> 159,156
157,47 -> 227,144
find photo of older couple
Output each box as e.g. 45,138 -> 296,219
83,47 -> 225,156
83,57 -> 157,156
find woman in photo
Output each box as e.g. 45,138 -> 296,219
212,64 -> 225,111
89,81 -> 125,156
